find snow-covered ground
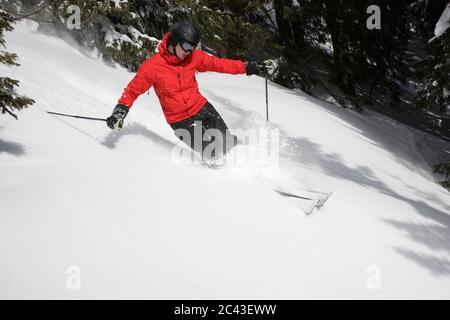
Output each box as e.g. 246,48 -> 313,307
1,20 -> 450,299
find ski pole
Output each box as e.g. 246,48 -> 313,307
46,111 -> 106,122
265,75 -> 269,122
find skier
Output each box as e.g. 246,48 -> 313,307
106,21 -> 268,159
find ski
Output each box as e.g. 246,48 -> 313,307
273,189 -> 332,215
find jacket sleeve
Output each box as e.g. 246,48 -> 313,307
117,59 -> 156,108
194,50 -> 246,74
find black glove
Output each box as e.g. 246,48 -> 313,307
106,104 -> 129,130
246,61 -> 271,76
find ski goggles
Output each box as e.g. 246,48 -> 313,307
180,40 -> 196,53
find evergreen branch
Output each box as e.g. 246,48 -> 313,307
0,51 -> 19,66
3,3 -> 50,21
441,180 -> 450,190
1,105 -> 18,120
260,7 -> 278,34
432,161 -> 450,178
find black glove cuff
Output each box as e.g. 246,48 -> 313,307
246,61 -> 266,76
246,61 -> 256,76
112,104 -> 129,119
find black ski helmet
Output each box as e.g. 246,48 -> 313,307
169,21 -> 201,51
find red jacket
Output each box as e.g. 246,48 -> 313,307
118,32 -> 247,124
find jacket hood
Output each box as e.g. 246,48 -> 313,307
158,32 -> 183,65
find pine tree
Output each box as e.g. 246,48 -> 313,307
416,2 -> 450,114
433,160 -> 450,190
0,9 -> 34,119
320,0 -> 412,111
412,1 -> 450,190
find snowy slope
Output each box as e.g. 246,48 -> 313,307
1,20 -> 450,299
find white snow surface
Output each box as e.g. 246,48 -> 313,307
1,20 -> 450,299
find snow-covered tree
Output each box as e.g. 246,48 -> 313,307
416,2 -> 450,114
412,1 -> 450,189
46,0 -> 159,71
0,9 -> 34,119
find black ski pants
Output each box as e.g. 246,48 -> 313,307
170,102 -> 236,158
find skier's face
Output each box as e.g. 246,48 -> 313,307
175,43 -> 192,60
